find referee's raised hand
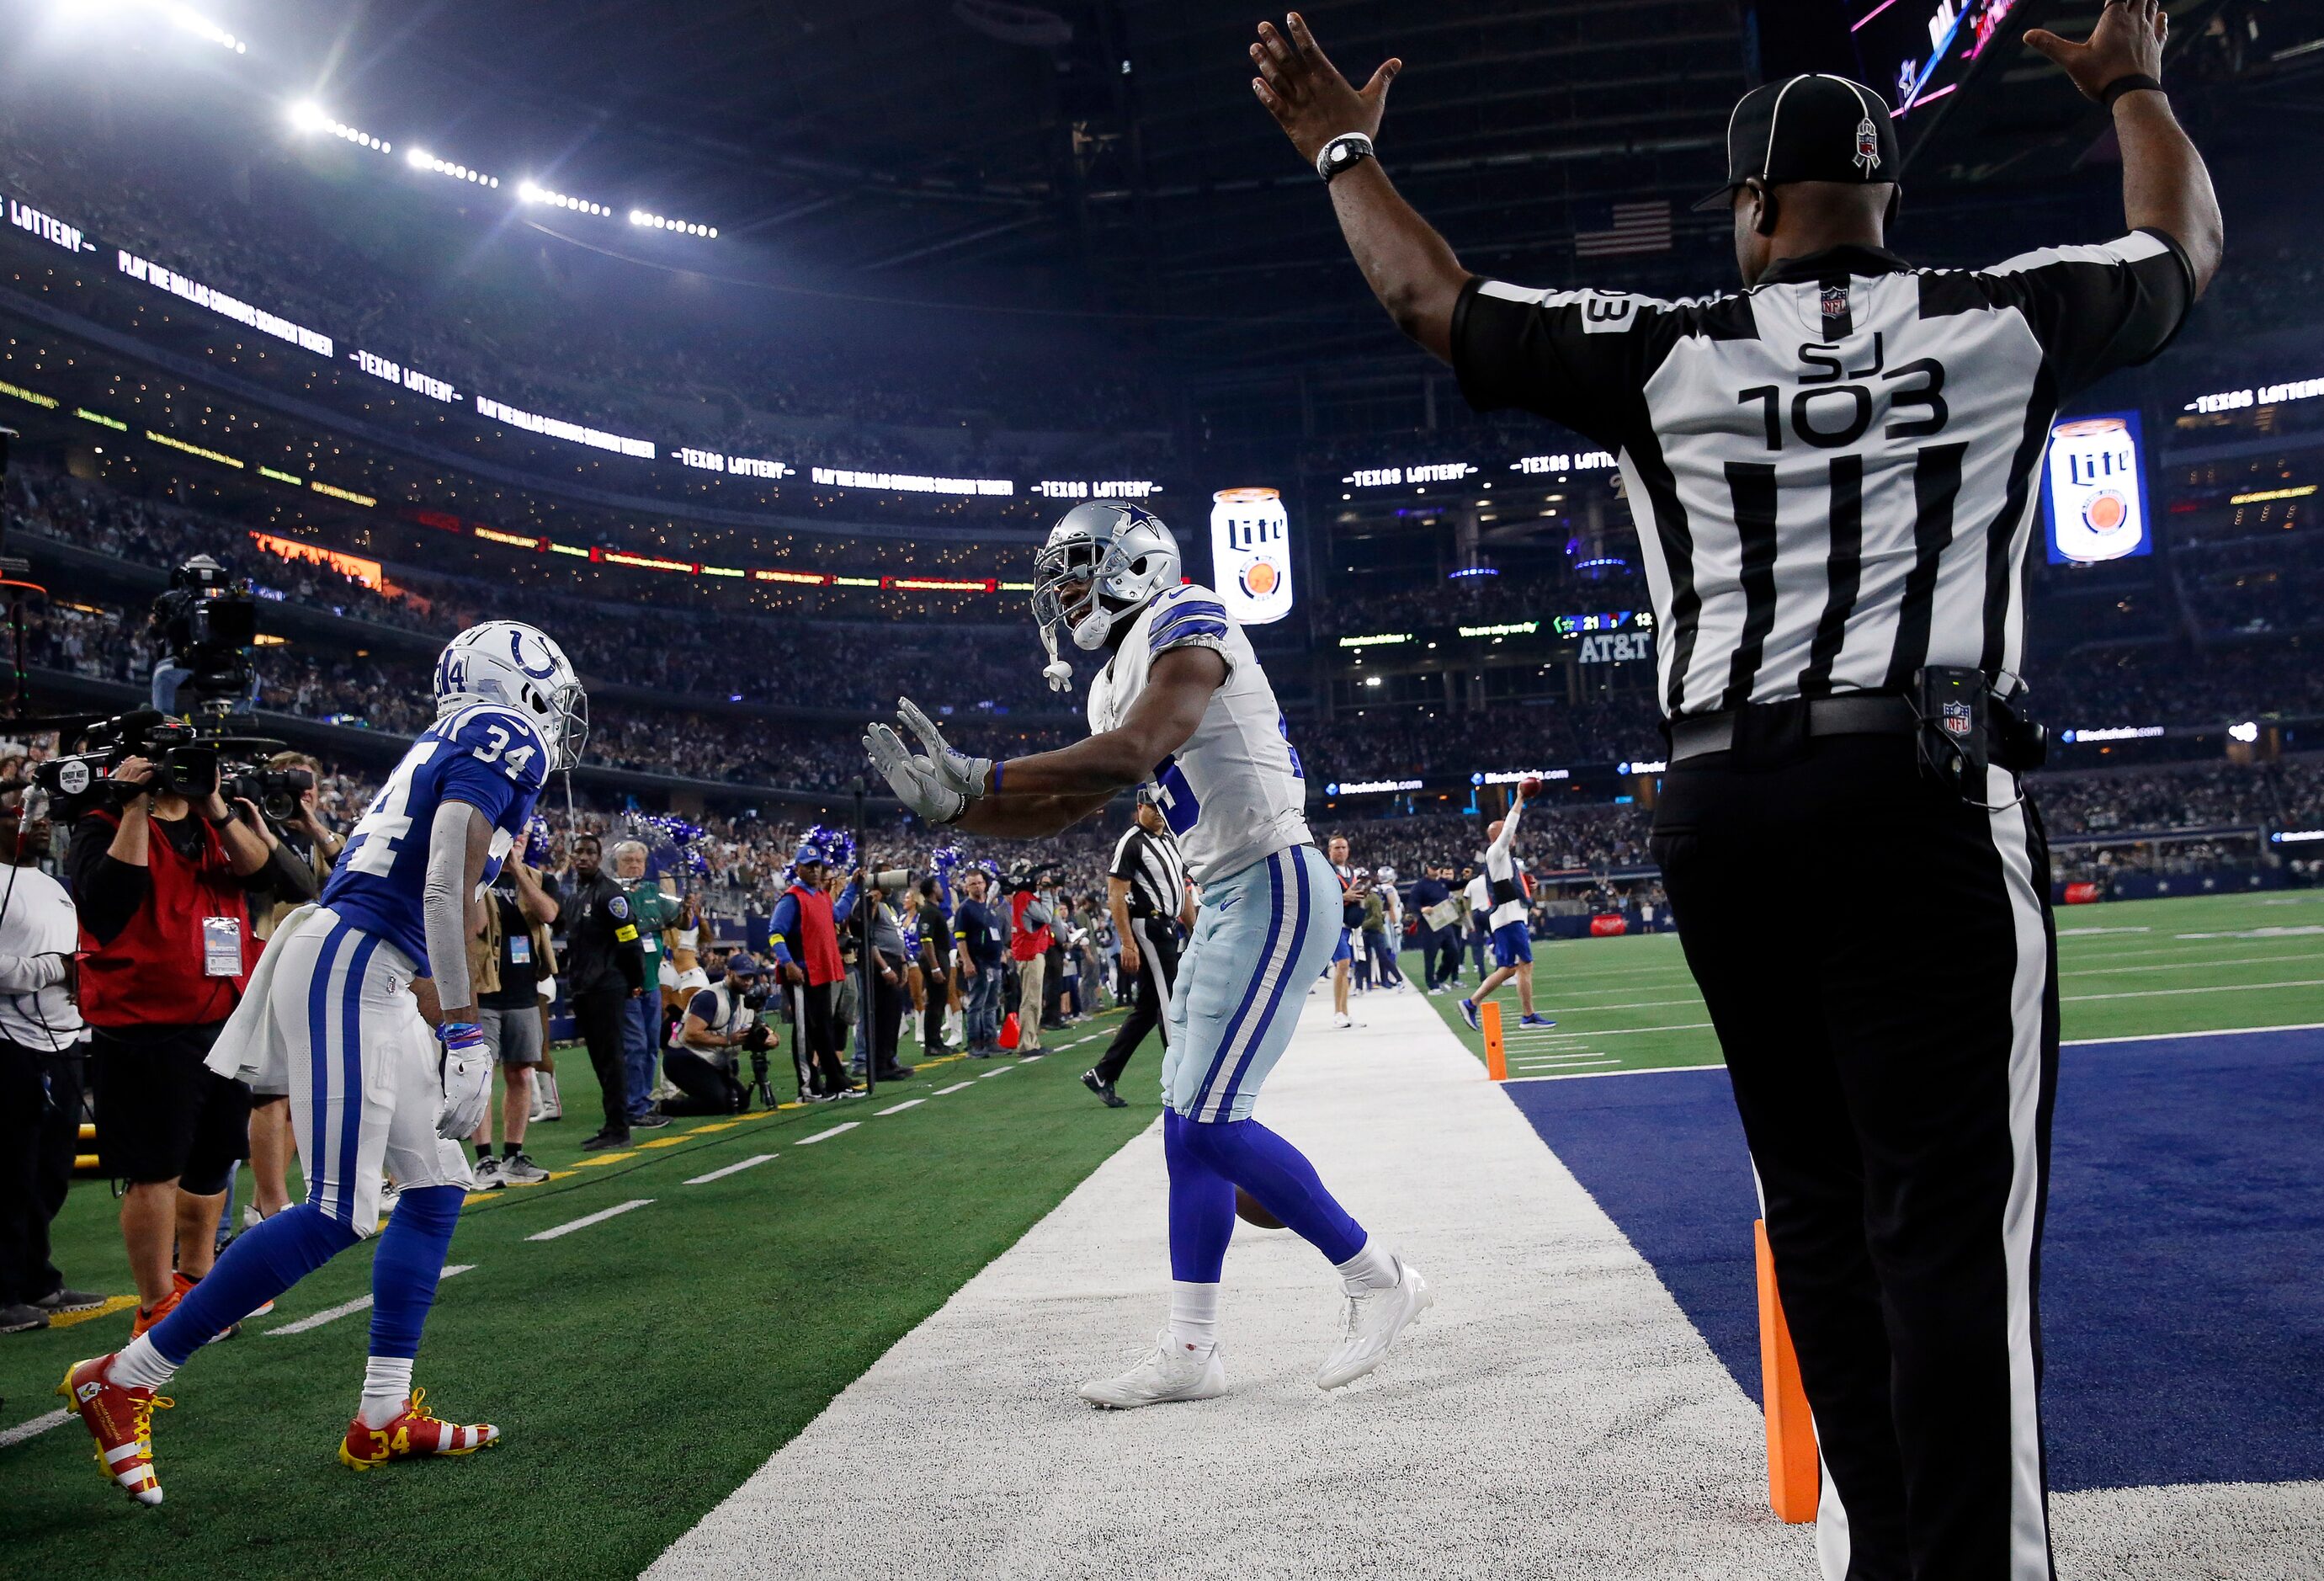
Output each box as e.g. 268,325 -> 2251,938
1248,13 -> 1400,164
2024,0 -> 2166,101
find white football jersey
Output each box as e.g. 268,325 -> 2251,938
1086,583 -> 1312,887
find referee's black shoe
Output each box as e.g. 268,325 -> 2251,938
579,1129 -> 630,1151
1082,1070 -> 1127,1108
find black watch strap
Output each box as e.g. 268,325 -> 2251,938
2099,72 -> 2163,108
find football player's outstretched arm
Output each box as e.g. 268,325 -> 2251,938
421,800 -> 495,1025
1249,13 -> 1466,361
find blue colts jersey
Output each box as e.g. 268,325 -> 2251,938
321,703 -> 550,973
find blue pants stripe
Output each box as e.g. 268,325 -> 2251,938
305,919 -> 351,1210
1188,850 -> 1284,1121
336,932 -> 381,1225
1213,849 -> 1312,1119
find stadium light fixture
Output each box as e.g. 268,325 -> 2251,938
523,182 -> 612,217
407,146 -> 498,188
164,3 -> 244,51
290,102 -> 393,155
629,209 -> 717,239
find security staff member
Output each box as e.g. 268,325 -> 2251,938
1082,790 -> 1190,1107
1258,6 -> 2220,1576
561,833 -> 647,1150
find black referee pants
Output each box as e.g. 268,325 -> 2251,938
570,986 -> 632,1138
1091,919 -> 1180,1087
1652,734 -> 2058,1581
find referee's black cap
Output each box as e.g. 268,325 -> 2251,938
1693,73 -> 1901,211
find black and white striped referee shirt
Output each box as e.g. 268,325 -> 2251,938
1451,232 -> 2194,718
1110,822 -> 1188,922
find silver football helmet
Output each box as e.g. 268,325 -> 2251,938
1030,502 -> 1181,690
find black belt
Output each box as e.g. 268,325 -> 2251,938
1667,695 -> 1917,763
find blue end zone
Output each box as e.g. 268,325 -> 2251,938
1502,1029 -> 2324,1492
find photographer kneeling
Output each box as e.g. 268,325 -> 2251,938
662,951 -> 766,1116
67,748 -> 316,1335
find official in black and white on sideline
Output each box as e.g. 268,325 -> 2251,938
1252,3 -> 2220,1578
1082,789 -> 1191,1109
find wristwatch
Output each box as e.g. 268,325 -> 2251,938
1316,131 -> 1376,184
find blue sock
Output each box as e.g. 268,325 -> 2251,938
1178,1115 -> 1367,1266
147,1205 -> 361,1365
1162,1109 -> 1236,1284
367,1184 -> 464,1359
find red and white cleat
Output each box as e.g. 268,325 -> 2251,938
338,1388 -> 500,1470
56,1355 -> 171,1506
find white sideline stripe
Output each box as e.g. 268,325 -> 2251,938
875,1099 -> 924,1115
798,1123 -> 859,1145
268,1264 -> 476,1332
2062,977 -> 2324,1003
526,1201 -> 652,1242
933,1081 -> 974,1095
2066,950 -> 2324,978
2064,1020 -> 2324,1047
1517,1058 -> 1618,1071
1502,1061 -> 1728,1084
979,1066 -> 1013,1078
0,1408 -> 68,1448
1018,1055 -> 1044,1062
685,1154 -> 777,1185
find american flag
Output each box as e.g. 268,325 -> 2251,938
1573,199 -> 1673,258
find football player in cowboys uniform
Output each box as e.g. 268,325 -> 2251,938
865,502 -> 1431,1408
61,621 -> 583,1503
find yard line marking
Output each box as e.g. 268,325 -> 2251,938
798,1123 -> 859,1146
1500,1020 -> 1714,1038
527,1201 -> 652,1243
1535,996 -> 1706,1014
684,1154 -> 778,1185
2062,977 -> 2324,1003
636,1136 -> 691,1148
875,1099 -> 924,1115
0,1408 -> 69,1449
546,1169 -> 581,1180
1018,1055 -> 1044,1062
571,1152 -> 636,1168
1502,1062 -> 1727,1084
2063,951 -> 2324,979
2065,1020 -> 2324,1047
269,1265 -> 476,1333
1515,1057 -> 1619,1071
934,1081 -> 974,1095
47,1294 -> 138,1329
980,1066 -> 1013,1078
689,1120 -> 744,1133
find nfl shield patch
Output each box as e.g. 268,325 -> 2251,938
1942,700 -> 1973,737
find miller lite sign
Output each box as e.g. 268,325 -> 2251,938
2043,411 -> 2151,565
1210,487 -> 1295,625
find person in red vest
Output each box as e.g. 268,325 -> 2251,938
66,745 -> 316,1335
1006,870 -> 1055,1052
767,838 -> 862,1101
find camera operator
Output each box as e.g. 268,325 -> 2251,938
0,800 -> 101,1333
66,744 -> 318,1335
662,950 -> 767,1115
245,750 -> 341,1221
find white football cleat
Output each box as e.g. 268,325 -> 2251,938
1316,1256 -> 1433,1392
1078,1332 -> 1227,1409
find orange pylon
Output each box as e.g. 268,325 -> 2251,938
1481,999 -> 1507,1081
1756,1219 -> 1820,1523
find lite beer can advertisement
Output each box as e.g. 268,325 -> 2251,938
1210,486 -> 1295,624
2043,411 -> 2151,564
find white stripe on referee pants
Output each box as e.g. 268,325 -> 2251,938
1987,762 -> 2055,1578
1133,919 -> 1175,1027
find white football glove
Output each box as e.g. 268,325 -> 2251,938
435,1023 -> 494,1141
894,697 -> 992,804
864,723 -> 967,824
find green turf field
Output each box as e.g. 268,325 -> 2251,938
1412,889 -> 2324,1078
0,1014 -> 1149,1578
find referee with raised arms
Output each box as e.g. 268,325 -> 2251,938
1252,5 -> 2220,1578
